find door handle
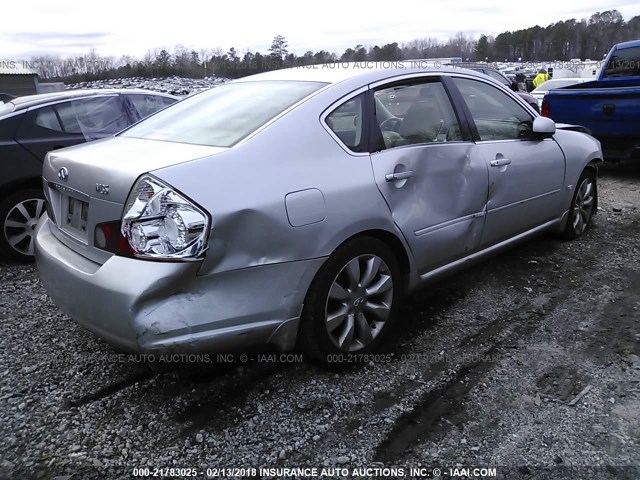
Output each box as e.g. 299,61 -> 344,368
490,159 -> 512,167
385,170 -> 414,182
602,104 -> 615,115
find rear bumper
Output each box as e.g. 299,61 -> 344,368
34,216 -> 325,354
597,137 -> 640,161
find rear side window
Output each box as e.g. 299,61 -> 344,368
123,81 -> 327,147
326,93 -> 365,152
35,107 -> 63,132
55,103 -> 82,134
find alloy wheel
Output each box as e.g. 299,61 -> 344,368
324,254 -> 394,351
3,198 -> 46,257
572,177 -> 595,236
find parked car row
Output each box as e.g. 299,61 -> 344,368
28,64 -> 601,361
0,89 -> 178,261
66,75 -> 226,96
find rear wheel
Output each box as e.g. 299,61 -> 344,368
563,170 -> 596,240
298,236 -> 402,363
0,189 -> 46,262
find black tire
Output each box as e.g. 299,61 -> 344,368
562,169 -> 597,240
0,189 -> 46,262
298,236 -> 402,363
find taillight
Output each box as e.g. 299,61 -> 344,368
95,221 -> 136,256
120,175 -> 210,261
541,100 -> 550,118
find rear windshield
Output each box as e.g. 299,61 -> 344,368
604,46 -> 640,78
122,80 -> 327,147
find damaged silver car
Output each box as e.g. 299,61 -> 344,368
34,64 -> 602,361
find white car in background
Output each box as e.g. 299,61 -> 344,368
531,78 -> 589,107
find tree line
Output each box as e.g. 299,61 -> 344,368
30,10 -> 640,82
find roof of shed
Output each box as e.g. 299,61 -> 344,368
0,62 -> 37,75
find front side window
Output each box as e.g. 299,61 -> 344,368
68,96 -> 130,140
373,79 -> 463,150
325,93 -> 365,152
123,81 -> 327,147
126,94 -> 177,120
452,78 -> 533,141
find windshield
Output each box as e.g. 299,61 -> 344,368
122,80 -> 327,147
604,46 -> 640,78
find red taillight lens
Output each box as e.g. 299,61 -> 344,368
541,100 -> 550,118
94,221 -> 135,256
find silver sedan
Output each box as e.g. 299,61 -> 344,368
34,64 -> 602,361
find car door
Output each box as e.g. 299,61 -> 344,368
366,76 -> 488,274
449,77 -> 566,248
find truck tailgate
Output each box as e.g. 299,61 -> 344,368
545,86 -> 640,138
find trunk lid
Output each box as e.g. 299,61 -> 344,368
42,136 -> 225,263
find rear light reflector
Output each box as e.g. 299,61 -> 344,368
541,100 -> 550,118
94,221 -> 135,256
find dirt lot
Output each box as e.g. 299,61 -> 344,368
1,163 -> 638,480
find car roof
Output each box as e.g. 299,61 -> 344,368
6,89 -> 178,112
232,61 -> 488,86
612,39 -> 640,50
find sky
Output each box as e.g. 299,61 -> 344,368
2,0 -> 640,60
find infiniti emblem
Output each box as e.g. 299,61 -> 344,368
58,167 -> 69,182
353,297 -> 365,307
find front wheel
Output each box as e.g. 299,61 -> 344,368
563,170 -> 597,240
298,237 -> 402,362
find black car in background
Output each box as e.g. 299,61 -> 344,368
0,93 -> 17,103
0,89 -> 178,261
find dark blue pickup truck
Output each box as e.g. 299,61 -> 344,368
542,40 -> 640,160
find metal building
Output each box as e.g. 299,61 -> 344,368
0,62 -> 38,98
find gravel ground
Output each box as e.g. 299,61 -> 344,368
1,163 -> 639,480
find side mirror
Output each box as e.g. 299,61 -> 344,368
532,116 -> 556,137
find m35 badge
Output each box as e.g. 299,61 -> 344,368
95,183 -> 110,195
